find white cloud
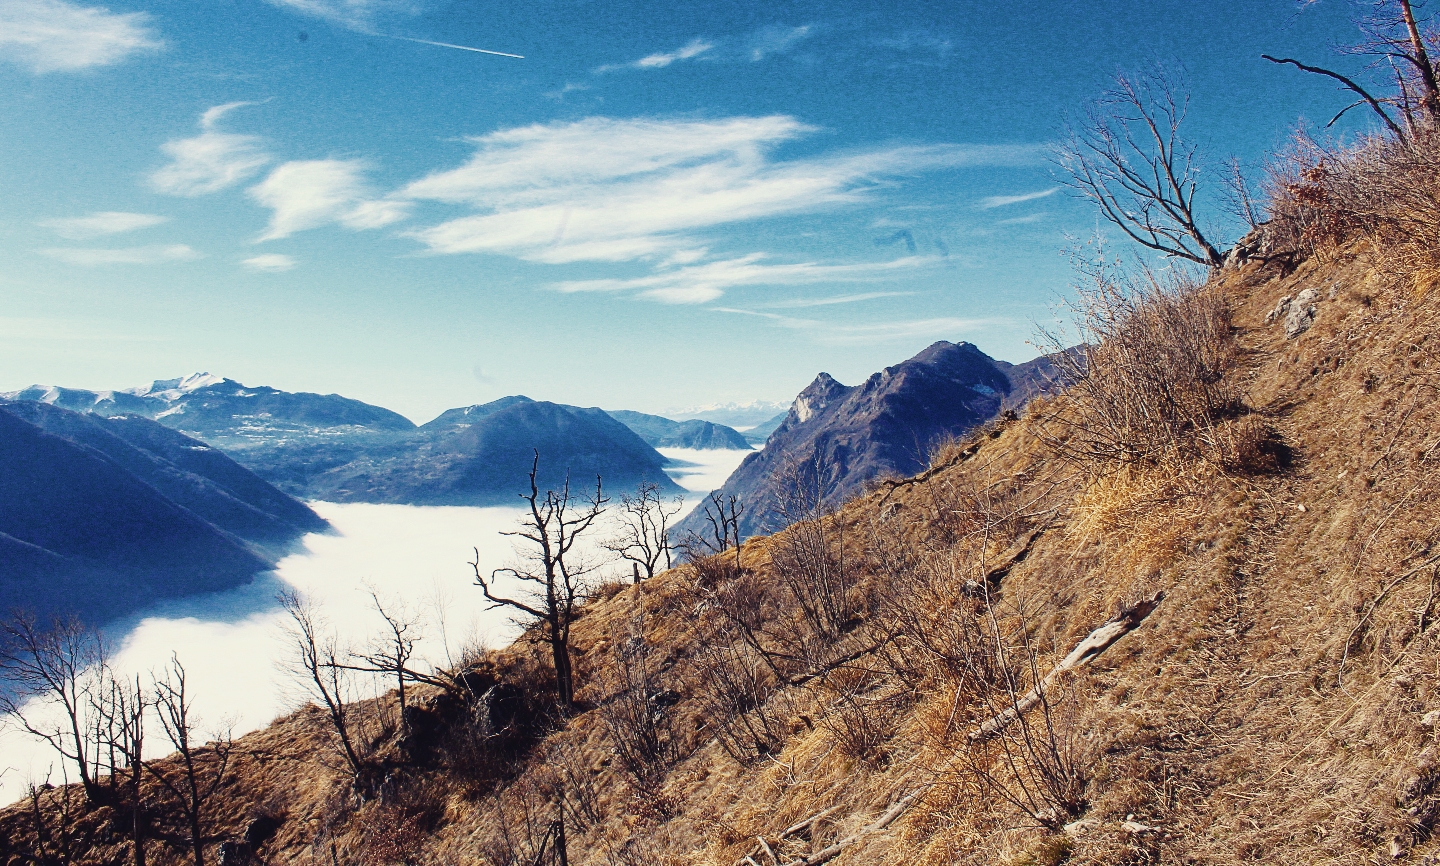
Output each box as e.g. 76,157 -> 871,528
39,211 -> 168,239
595,38 -> 713,73
150,103 -> 271,196
262,0 -> 422,29
40,244 -> 201,265
749,25 -> 812,61
996,213 -> 1046,226
716,307 -> 996,344
977,187 -> 1060,209
0,0 -> 160,73
550,254 -> 936,304
241,253 -> 296,272
760,290 -> 914,309
401,115 -> 1039,265
249,159 -> 409,241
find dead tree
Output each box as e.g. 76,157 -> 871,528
603,481 -> 682,582
354,591 -> 418,733
0,615 -> 107,803
94,672 -> 148,866
148,656 -> 233,866
1264,0 -> 1438,137
1055,65 -> 1225,268
680,491 -> 744,568
278,590 -> 366,777
473,452 -> 607,710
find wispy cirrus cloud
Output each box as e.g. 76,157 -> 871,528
400,115 -> 1041,266
150,103 -> 272,196
977,187 -> 1060,209
39,211 -> 168,239
550,254 -> 936,305
241,253 -> 297,272
40,244 -> 201,265
759,290 -> 914,309
748,25 -> 812,61
262,0 -> 423,30
249,159 -> 409,241
0,0 -> 160,73
717,307 -> 998,345
595,38 -> 713,73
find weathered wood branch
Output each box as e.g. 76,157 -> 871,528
969,591 -> 1164,742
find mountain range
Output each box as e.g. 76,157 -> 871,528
674,341 -> 1064,540
0,380 -> 755,505
0,401 -> 326,626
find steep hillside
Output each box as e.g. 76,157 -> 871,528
8,238 -> 1440,865
0,404 -> 319,625
680,340 -> 1060,538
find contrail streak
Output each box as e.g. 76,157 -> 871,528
389,34 -> 523,59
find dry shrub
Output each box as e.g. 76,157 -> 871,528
1041,262 -> 1239,469
1267,127 -> 1440,274
597,620 -> 683,793
815,666 -> 905,765
694,634 -> 786,761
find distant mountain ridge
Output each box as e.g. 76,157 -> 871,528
675,341 -> 1065,539
2,380 -> 684,506
0,402 -> 326,625
604,411 -> 751,451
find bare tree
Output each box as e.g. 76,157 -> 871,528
1055,65 -> 1225,268
0,615 -> 107,803
94,672 -> 148,866
1264,0 -> 1438,137
473,452 -> 607,710
355,591 -> 418,732
598,618 -> 681,791
680,491 -> 744,568
147,656 -> 233,866
278,590 -> 366,777
603,481 -> 682,583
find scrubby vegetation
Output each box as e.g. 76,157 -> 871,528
10,7 -> 1440,861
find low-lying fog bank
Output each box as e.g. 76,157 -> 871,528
0,447 -> 751,803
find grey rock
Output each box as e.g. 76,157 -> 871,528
1265,295 -> 1292,325
1284,288 -> 1320,339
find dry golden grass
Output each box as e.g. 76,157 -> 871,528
7,223 -> 1440,866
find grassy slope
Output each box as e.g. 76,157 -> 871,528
5,242 -> 1440,865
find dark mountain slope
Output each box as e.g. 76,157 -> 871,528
0,405 -> 285,624
1,402 -> 327,544
678,341 -> 1060,538
605,410 -> 751,450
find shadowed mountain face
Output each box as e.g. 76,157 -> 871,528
675,341 -> 1064,539
604,410 -> 751,451
0,403 -> 325,626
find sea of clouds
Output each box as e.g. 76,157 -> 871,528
0,447 -> 749,803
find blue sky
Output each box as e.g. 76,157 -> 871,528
0,0 -> 1374,422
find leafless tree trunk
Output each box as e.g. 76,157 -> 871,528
680,491 -> 744,568
148,656 -> 233,866
473,451 -> 606,710
94,672 -> 148,866
1055,65 -> 1225,268
278,591 -> 366,777
602,481 -> 682,582
0,615 -> 106,803
1264,0 -> 1440,137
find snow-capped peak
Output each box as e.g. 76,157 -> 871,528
124,372 -> 225,401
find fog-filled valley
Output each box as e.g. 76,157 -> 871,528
0,448 -> 750,805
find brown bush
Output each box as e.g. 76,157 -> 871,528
1041,263 -> 1239,469
1267,127 -> 1440,275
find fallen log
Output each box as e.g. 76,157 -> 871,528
789,591 -> 1165,865
969,591 -> 1164,742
